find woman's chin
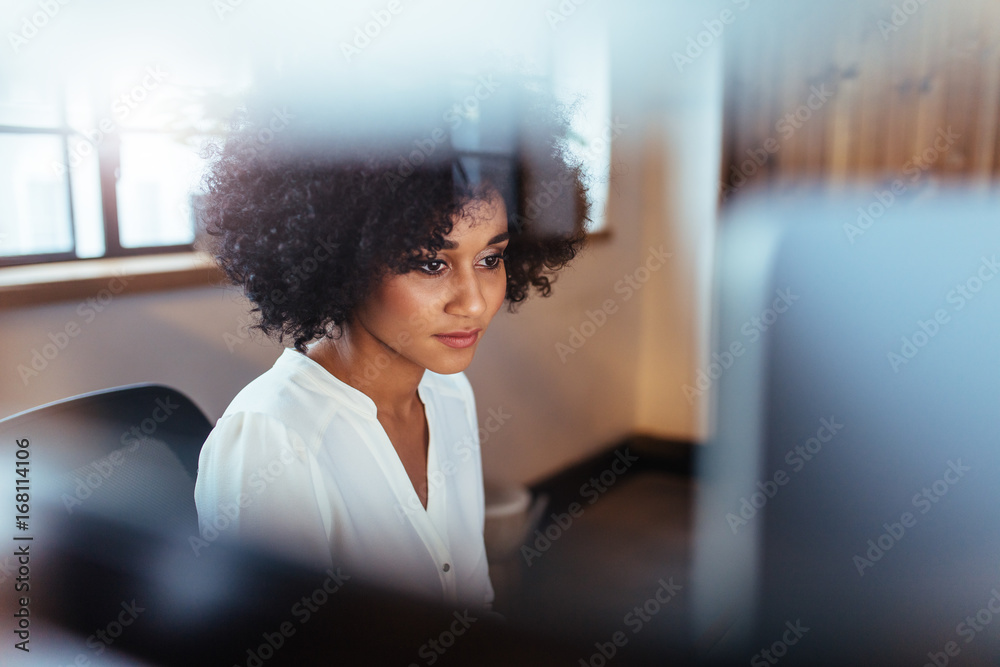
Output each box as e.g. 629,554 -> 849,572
424,351 -> 476,375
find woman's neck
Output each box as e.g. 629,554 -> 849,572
305,329 -> 425,420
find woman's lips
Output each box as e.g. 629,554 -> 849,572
433,329 -> 481,349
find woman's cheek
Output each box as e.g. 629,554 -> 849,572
407,310 -> 430,335
489,272 -> 508,310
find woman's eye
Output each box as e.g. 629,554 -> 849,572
415,251 -> 506,275
419,259 -> 446,274
482,252 -> 506,270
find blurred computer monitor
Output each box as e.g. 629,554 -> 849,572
693,184 -> 1000,665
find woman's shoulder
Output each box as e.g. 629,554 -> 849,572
220,348 -> 339,418
202,409 -> 307,456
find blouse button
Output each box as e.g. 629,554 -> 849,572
443,563 -> 451,573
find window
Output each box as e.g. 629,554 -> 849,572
548,7 -> 613,235
0,65 -> 221,267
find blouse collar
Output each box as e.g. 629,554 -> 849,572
281,347 -> 430,419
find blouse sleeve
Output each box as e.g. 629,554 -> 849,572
193,411 -> 332,571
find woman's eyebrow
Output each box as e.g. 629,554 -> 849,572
440,231 -> 510,250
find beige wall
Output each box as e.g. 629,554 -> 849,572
0,286 -> 283,424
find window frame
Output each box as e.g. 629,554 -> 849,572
0,111 -> 199,269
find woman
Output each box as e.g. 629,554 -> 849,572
194,76 -> 589,613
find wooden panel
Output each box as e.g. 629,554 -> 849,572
720,1 -> 1000,201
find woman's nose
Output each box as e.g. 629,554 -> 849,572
444,268 -> 487,318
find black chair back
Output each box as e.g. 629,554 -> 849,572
0,384 -> 212,534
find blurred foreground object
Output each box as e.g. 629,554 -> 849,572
694,185 -> 1000,664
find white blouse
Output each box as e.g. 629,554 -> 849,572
194,347 -> 495,611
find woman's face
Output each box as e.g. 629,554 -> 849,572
351,194 -> 510,376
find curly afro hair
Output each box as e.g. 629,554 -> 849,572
201,73 -> 591,352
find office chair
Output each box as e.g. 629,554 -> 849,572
0,383 -> 212,534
